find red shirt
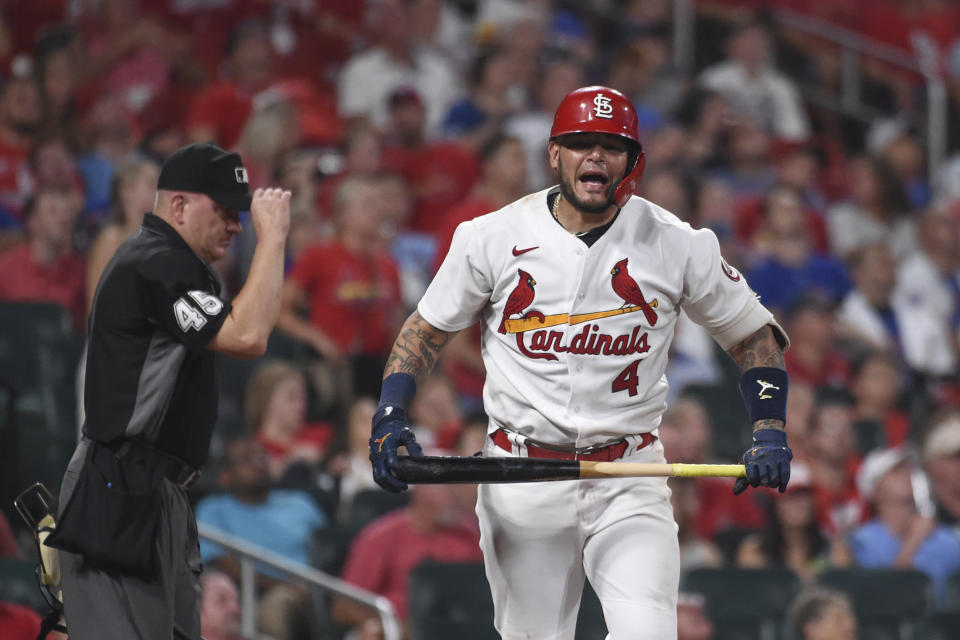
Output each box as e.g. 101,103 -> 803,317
0,244 -> 86,329
187,81 -> 258,150
288,241 -> 401,356
382,143 -> 480,235
812,455 -> 864,534
142,0 -> 254,79
0,602 -> 41,640
0,138 -> 33,222
784,349 -> 851,389
694,477 -> 766,539
341,509 -> 482,620
257,422 -> 335,465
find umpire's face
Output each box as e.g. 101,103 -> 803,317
178,193 -> 243,264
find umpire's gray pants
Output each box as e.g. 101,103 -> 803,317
58,438 -> 203,640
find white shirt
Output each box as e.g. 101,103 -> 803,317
893,252 -> 959,375
827,202 -> 917,260
699,61 -> 810,141
418,188 -> 782,446
837,289 -> 951,375
337,47 -> 462,138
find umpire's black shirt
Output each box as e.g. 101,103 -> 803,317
84,213 -> 231,468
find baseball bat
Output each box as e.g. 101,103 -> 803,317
391,456 -> 745,484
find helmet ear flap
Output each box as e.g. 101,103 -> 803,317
613,151 -> 646,207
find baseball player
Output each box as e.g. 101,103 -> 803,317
370,86 -> 792,639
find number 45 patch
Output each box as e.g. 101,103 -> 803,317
173,290 -> 224,332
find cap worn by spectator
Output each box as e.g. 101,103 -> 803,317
388,86 -> 423,109
785,461 -> 813,493
924,415 -> 960,461
157,142 -> 252,211
856,446 -> 912,501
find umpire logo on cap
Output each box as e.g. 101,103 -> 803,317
158,142 -> 253,211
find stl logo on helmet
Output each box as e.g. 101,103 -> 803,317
592,94 -> 613,119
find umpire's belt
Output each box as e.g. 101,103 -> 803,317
108,438 -> 200,489
491,428 -> 657,461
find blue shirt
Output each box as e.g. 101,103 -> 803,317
849,519 -> 960,607
747,254 -> 851,311
196,490 -> 326,577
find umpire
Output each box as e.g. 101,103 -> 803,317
48,142 -> 291,639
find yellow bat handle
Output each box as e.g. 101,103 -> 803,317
579,462 -> 746,479
672,463 -> 746,478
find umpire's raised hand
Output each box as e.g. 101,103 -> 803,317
249,188 -> 291,243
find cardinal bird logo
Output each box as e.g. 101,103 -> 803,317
499,269 -> 537,334
610,258 -> 659,326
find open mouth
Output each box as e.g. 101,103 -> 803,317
578,172 -> 609,189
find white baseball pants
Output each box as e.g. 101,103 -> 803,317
477,435 -> 679,640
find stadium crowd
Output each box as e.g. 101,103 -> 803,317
1,0 -> 960,639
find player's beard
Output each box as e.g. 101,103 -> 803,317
557,159 -> 617,214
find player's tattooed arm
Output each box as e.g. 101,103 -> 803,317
727,325 -> 785,371
384,310 -> 454,384
727,325 -> 786,433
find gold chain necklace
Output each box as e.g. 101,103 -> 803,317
552,192 -> 562,223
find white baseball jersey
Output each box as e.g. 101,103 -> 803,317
419,187 -> 783,447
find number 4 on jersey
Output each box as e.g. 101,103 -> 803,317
612,360 -> 642,397
174,298 -> 207,332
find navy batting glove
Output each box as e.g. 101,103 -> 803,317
733,428 -> 792,495
370,405 -> 423,493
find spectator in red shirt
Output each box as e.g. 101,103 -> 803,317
277,175 -> 403,400
849,350 -> 911,453
0,186 -> 85,328
244,359 -> 333,481
783,293 -> 851,389
331,472 -> 483,634
806,392 -> 864,536
187,20 -> 275,150
380,87 -> 480,235
78,0 -> 192,115
0,69 -> 41,229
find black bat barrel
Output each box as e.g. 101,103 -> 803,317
392,455 -> 582,484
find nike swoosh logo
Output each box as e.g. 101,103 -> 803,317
512,245 -> 539,256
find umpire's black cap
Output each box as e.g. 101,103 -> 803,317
157,142 -> 252,211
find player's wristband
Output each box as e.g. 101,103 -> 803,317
751,428 -> 788,447
378,372 -> 417,412
739,367 -> 788,424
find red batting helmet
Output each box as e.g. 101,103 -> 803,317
550,85 -> 646,207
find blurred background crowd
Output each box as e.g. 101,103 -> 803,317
1,0 -> 960,639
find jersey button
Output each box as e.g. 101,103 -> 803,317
573,405 -> 581,413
